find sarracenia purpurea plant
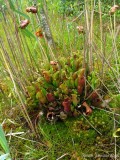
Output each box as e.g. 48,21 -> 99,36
0,0 -> 119,131
25,52 -> 104,123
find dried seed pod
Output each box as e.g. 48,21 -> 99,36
109,5 -> 119,15
19,19 -> 29,29
76,25 -> 84,34
50,61 -> 58,65
26,6 -> 37,13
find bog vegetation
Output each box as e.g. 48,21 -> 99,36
0,0 -> 120,159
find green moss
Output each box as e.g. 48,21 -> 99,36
21,109 -> 118,159
109,94 -> 120,108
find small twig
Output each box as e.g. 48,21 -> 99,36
71,11 -> 84,22
39,155 -> 48,160
56,153 -> 69,160
9,135 -> 46,146
113,113 -> 117,160
96,107 -> 120,116
6,132 -> 24,136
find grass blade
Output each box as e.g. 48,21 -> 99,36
8,0 -> 30,19
14,10 -> 30,20
8,0 -> 15,11
0,125 -> 10,154
21,29 -> 36,39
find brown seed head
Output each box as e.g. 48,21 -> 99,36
26,6 -> 37,13
109,5 -> 119,15
50,61 -> 58,65
19,19 -> 30,29
76,25 -> 84,34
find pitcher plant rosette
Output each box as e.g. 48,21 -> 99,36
26,53 -> 104,123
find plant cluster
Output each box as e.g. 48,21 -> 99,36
26,53 -> 103,122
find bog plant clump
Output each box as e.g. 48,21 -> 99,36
26,53 -> 104,123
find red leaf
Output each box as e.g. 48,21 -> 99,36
46,93 -> 55,102
78,76 -> 85,86
62,98 -> 71,112
77,85 -> 83,95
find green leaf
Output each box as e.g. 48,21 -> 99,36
36,91 -> 47,104
0,125 -> 10,154
71,94 -> 78,106
43,82 -> 55,90
21,29 -> 36,39
14,10 -> 30,20
8,0 -> 15,11
8,0 -> 30,19
67,67 -> 73,73
41,87 -> 47,96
